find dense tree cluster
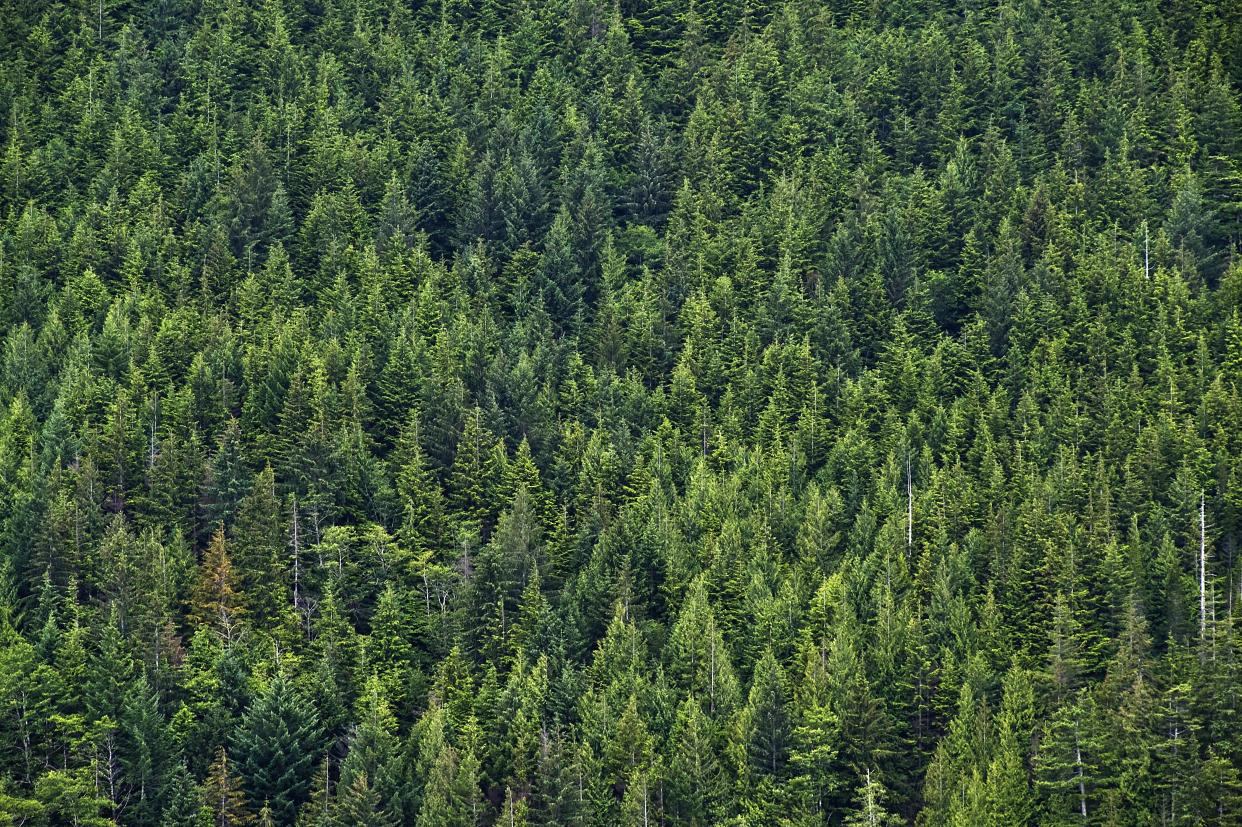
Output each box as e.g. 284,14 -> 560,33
0,0 -> 1241,823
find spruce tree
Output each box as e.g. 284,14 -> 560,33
232,677 -> 322,826
446,409 -> 504,539
231,466 -> 286,626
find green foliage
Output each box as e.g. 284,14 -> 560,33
232,677 -> 322,825
0,0 -> 1240,823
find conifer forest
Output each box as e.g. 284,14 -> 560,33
2,0 -> 1242,823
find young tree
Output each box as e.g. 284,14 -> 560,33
202,747 -> 254,827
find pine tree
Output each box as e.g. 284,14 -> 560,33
666,696 -> 728,825
392,413 -> 447,554
664,576 -> 741,722
499,785 -> 530,827
203,419 -> 253,535
789,632 -> 842,823
367,585 -> 421,718
502,438 -> 554,529
416,741 -> 475,827
737,647 -> 790,784
202,747 -> 254,827
332,772 -> 396,827
537,209 -> 583,337
470,487 -> 543,663
985,665 -> 1037,826
232,677 -> 322,825
188,528 -> 247,642
160,763 -> 204,827
231,466 -> 287,626
1035,698 -> 1098,825
446,409 -> 504,539
116,673 -> 175,825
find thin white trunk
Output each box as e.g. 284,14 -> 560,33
1075,729 -> 1087,820
866,767 -> 877,827
148,392 -> 158,470
1201,492 -> 1207,641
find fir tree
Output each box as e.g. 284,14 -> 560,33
232,677 -> 322,826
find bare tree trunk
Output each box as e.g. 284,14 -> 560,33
1144,220 -> 1149,281
1075,724 -> 1087,820
1201,492 -> 1207,642
866,767 -> 878,827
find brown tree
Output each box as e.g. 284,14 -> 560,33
202,747 -> 254,827
188,528 -> 247,642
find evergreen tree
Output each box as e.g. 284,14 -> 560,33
843,768 -> 903,827
446,409 -> 505,539
332,772 -> 397,827
189,528 -> 248,642
1,1 -> 1241,823
232,677 -> 322,825
392,413 -> 447,554
232,466 -> 287,626
203,420 -> 253,535
666,696 -> 728,825
202,747 -> 254,827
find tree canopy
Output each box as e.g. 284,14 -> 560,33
0,0 -> 1241,823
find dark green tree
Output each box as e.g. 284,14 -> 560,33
232,677 -> 322,825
